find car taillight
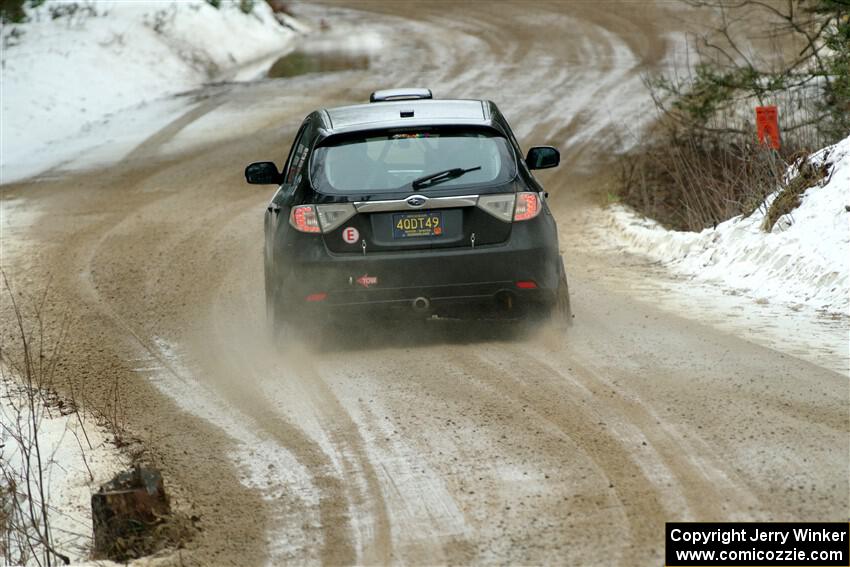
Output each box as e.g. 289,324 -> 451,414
290,205 -> 321,233
290,204 -> 355,233
513,192 -> 541,221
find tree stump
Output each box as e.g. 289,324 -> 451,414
91,466 -> 170,559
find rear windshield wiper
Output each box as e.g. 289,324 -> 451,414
411,166 -> 481,189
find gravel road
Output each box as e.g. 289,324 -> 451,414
2,2 -> 847,565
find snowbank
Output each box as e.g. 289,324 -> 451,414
1,374 -> 129,565
605,135 -> 850,316
1,0 -> 305,183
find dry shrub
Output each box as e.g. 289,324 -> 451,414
0,275 -> 75,566
0,488 -> 10,561
617,122 -> 792,231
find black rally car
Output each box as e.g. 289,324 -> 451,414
246,88 -> 570,333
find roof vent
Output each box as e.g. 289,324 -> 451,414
370,88 -> 433,103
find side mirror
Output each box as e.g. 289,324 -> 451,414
245,161 -> 282,184
526,146 -> 560,170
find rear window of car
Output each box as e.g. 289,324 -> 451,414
309,129 -> 517,194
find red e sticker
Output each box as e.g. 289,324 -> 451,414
342,226 -> 359,244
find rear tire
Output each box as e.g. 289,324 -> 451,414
553,257 -> 572,331
265,279 -> 295,342
519,257 -> 572,335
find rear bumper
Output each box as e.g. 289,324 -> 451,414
322,281 -> 554,320
273,215 -> 561,316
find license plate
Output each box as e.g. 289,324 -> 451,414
392,211 -> 443,238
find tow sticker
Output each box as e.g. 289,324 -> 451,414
342,226 -> 359,244
356,274 -> 378,288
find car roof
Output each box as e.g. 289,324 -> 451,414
319,99 -> 494,135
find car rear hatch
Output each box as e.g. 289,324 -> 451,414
305,126 -> 520,253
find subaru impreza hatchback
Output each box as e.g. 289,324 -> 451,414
245,88 -> 570,335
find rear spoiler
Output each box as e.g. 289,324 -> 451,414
369,88 -> 433,103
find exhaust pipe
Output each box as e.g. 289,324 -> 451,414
495,290 -> 516,312
412,296 -> 431,312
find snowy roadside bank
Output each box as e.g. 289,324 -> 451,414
1,0 -> 307,184
0,372 -> 129,565
603,136 -> 850,318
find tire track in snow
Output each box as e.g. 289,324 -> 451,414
442,346 -> 666,565
482,344 -> 764,521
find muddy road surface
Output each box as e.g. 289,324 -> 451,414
2,2 -> 847,565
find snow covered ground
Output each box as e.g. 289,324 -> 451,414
1,0 -> 306,184
604,135 -> 850,317
0,372 -> 129,565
